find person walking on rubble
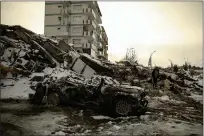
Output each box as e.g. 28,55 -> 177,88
152,67 -> 159,88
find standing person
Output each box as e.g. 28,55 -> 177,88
152,67 -> 159,88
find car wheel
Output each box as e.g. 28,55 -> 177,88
47,92 -> 60,107
115,99 -> 132,116
31,86 -> 45,105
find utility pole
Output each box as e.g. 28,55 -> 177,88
148,51 -> 156,69
168,59 -> 173,71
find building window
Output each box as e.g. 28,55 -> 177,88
73,5 -> 82,11
58,5 -> 62,8
58,28 -> 61,30
83,26 -> 88,31
73,16 -> 81,23
58,17 -> 61,21
72,27 -> 82,33
73,39 -> 81,44
82,49 -> 91,55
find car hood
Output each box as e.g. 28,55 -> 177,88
101,85 -> 145,95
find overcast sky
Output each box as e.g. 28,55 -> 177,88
1,1 -> 203,67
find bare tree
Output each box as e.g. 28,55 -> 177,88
124,48 -> 138,63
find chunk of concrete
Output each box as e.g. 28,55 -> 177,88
72,59 -> 86,74
82,65 -> 96,79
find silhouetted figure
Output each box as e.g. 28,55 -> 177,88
152,67 -> 159,88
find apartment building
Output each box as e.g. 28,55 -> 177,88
44,1 -> 108,59
98,26 -> 108,59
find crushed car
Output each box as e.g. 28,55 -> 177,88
29,77 -> 148,117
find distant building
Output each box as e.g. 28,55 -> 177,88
44,1 -> 108,60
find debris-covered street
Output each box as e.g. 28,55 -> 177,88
1,87 -> 203,136
1,93 -> 203,136
0,23 -> 203,135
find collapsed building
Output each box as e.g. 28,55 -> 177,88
0,24 -> 203,89
0,24 -> 203,118
0,24 -> 112,79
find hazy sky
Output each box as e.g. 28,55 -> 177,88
1,1 -> 203,67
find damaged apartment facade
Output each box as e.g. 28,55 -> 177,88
44,1 -> 108,60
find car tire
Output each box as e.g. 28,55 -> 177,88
31,86 -> 45,105
114,97 -> 132,116
47,92 -> 60,107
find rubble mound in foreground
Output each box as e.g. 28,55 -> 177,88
0,24 -> 113,79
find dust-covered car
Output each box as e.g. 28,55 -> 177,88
29,78 -> 148,117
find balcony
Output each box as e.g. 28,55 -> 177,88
82,8 -> 98,21
96,34 -> 102,43
73,43 -> 91,48
104,52 -> 108,59
83,31 -> 91,36
101,35 -> 108,45
83,31 -> 97,41
89,1 -> 97,8
73,43 -> 97,54
91,43 -> 97,52
62,9 -> 71,17
97,52 -> 108,60
88,1 -> 102,24
82,20 -> 91,25
82,20 -> 97,29
83,8 -> 92,13
98,51 -> 104,57
106,45 -> 108,51
98,43 -> 103,52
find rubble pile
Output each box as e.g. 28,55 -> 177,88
0,24 -> 126,95
107,60 -> 203,93
0,24 -> 60,77
38,67 -> 119,87
0,24 -> 203,135
0,24 -> 112,79
0,24 -> 203,106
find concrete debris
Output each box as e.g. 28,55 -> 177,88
0,25 -> 203,119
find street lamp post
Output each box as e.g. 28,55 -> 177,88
168,59 -> 173,71
148,50 -> 156,69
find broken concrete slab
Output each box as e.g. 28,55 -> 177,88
72,58 -> 86,74
80,53 -> 113,75
56,40 -> 71,52
82,65 -> 96,79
